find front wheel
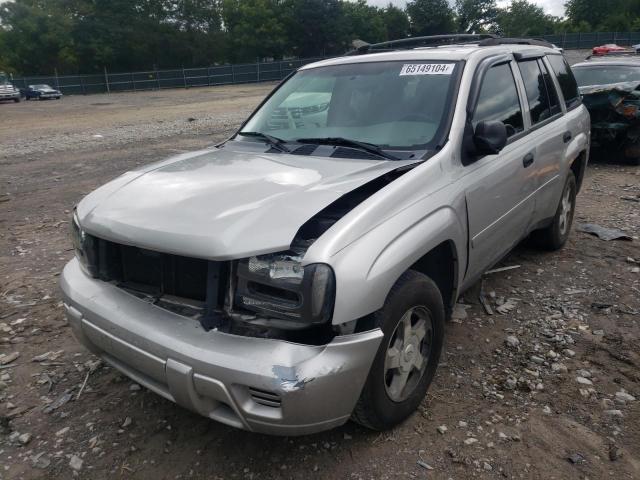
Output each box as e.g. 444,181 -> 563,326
530,172 -> 576,250
351,270 -> 445,430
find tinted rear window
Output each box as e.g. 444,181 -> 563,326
547,55 -> 580,109
518,59 -> 561,125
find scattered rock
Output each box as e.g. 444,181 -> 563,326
437,425 -> 447,434
505,335 -> 520,349
129,383 -> 141,392
609,444 -> 623,461
551,363 -> 568,373
31,452 -> 51,469
0,351 -> 20,365
464,437 -> 478,445
122,416 -> 132,428
32,350 -> 64,362
56,426 -> 70,437
69,454 -> 83,471
567,453 -> 585,464
576,376 -> 592,386
615,391 -> 636,403
18,432 -> 32,445
604,409 -> 624,418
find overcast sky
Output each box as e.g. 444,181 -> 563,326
368,0 -> 565,17
0,0 -> 567,18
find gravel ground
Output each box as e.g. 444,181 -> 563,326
1,63 -> 639,480
0,83 -> 275,160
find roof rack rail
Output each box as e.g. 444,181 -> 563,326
477,37 -> 554,48
347,34 -> 498,55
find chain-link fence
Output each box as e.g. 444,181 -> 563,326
10,32 -> 640,96
540,31 -> 640,49
11,57 -> 325,96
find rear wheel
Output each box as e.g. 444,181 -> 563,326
352,270 -> 445,430
530,172 -> 576,250
13,97 -> 20,103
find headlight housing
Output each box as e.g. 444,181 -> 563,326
236,251 -> 335,327
70,211 -> 98,277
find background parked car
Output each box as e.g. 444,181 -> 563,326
0,72 -> 21,103
572,56 -> 640,165
591,44 -> 636,56
21,84 -> 62,100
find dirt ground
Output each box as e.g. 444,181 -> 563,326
1,79 -> 639,480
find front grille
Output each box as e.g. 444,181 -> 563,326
86,235 -> 227,310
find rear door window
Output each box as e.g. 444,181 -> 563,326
518,59 -> 560,125
547,55 -> 580,109
472,63 -> 524,137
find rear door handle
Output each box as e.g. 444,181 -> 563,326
523,152 -> 534,168
563,131 -> 572,143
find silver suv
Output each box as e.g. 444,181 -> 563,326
61,36 -> 590,435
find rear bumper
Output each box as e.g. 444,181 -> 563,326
60,258 -> 382,435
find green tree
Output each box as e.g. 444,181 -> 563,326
381,4 -> 410,40
221,0 -> 287,62
456,0 -> 498,33
496,0 -> 558,37
281,0 -> 345,57
341,0 -> 386,44
565,0 -> 627,30
406,0 -> 455,36
0,0 -> 78,74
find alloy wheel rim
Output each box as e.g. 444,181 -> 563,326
384,305 -> 433,402
558,186 -> 573,236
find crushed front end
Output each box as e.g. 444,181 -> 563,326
580,81 -> 640,163
61,211 -> 384,435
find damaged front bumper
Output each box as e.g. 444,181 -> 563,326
60,258 -> 382,435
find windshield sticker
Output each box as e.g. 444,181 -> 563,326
399,64 -> 454,76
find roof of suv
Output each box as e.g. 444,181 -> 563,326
301,44 -> 560,70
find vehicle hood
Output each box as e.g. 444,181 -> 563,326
77,145 -> 418,260
38,88 -> 59,93
579,80 -> 640,95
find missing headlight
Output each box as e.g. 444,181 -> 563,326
235,247 -> 335,327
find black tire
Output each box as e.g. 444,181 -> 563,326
13,97 -> 20,103
530,172 -> 577,251
352,270 -> 445,430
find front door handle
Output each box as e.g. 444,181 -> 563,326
523,152 -> 535,168
563,131 -> 572,143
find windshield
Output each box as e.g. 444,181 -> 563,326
573,65 -> 640,86
0,73 -> 7,84
240,61 -> 460,151
30,84 -> 51,89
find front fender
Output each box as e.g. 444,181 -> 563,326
325,205 -> 466,325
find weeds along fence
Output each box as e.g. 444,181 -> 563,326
11,31 -> 640,96
12,57 -> 324,96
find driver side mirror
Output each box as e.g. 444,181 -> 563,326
473,120 -> 508,155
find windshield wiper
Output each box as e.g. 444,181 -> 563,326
238,131 -> 291,153
294,137 -> 398,160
